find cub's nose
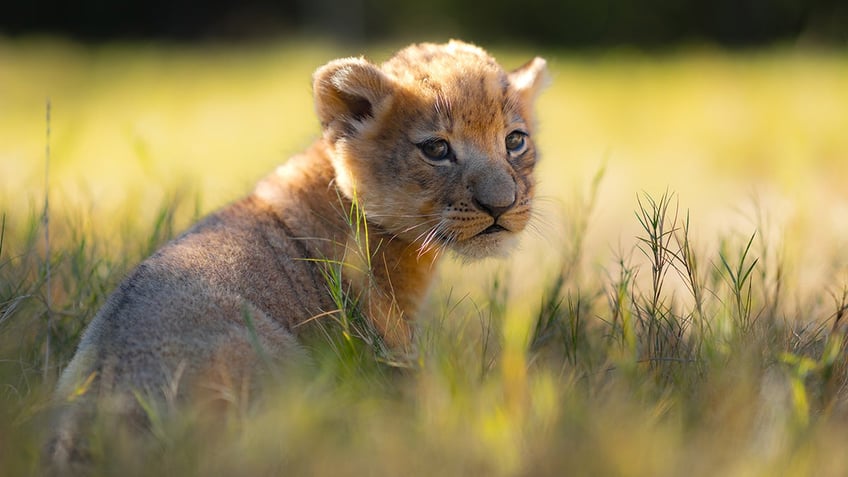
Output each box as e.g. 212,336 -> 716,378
471,174 -> 517,220
473,194 -> 516,219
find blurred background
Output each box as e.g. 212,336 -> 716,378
1,1 -> 847,300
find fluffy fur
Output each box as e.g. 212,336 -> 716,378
49,40 -> 548,469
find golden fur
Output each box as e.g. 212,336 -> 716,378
49,40 -> 548,468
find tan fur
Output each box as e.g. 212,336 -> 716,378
49,40 -> 548,468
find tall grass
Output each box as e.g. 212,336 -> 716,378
2,39 -> 848,476
4,184 -> 848,475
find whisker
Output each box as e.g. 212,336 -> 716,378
418,223 -> 443,253
398,218 -> 441,236
416,219 -> 451,259
528,211 -> 556,233
413,218 -> 444,244
367,212 -> 442,220
525,222 -> 554,244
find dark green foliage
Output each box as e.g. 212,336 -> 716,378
3,0 -> 844,47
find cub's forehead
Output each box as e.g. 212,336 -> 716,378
383,41 -> 507,91
382,42 -> 521,126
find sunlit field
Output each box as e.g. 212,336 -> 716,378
2,38 -> 848,476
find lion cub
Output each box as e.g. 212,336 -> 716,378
52,40 -> 547,464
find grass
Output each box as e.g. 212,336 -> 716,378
2,38 -> 848,475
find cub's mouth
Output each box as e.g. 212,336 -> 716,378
444,220 -> 521,259
416,216 -> 521,259
479,224 -> 508,236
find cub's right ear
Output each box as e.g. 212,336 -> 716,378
312,57 -> 394,136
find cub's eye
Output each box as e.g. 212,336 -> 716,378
505,131 -> 528,154
417,139 -> 453,162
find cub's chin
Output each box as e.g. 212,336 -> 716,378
448,230 -> 520,260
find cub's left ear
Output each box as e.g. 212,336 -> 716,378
508,57 -> 550,105
313,57 -> 395,136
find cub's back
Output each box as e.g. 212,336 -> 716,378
56,197 -> 330,400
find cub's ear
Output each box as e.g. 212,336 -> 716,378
313,57 -> 394,135
508,57 -> 550,105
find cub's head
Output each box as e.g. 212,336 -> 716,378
313,40 -> 548,259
